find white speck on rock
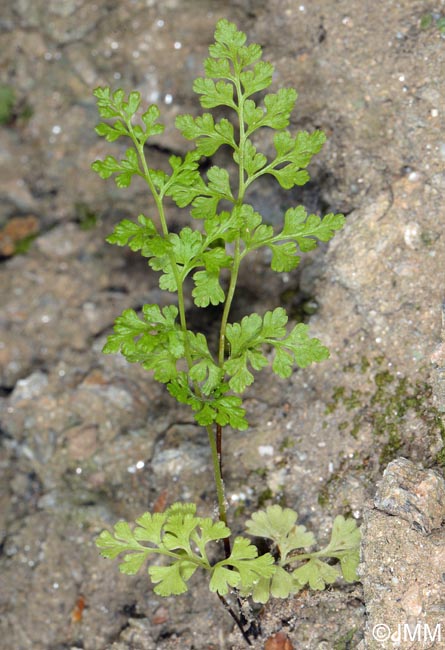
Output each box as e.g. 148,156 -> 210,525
404,222 -> 421,249
258,445 -> 274,457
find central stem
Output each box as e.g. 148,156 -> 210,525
216,423 -> 230,557
218,63 -> 247,364
213,67 -> 248,556
206,423 -> 230,553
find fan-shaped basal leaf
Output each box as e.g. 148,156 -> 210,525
134,512 -> 168,546
197,518 -> 231,545
292,558 -> 341,591
324,515 -> 361,553
340,549 -> 360,582
96,521 -> 152,577
96,522 -> 141,559
149,561 -> 198,597
119,550 -> 149,575
222,537 -> 275,590
209,565 -> 240,595
246,504 -> 298,540
250,566 -> 294,603
318,515 -> 361,582
250,575 -> 271,604
163,512 -> 200,554
246,504 -> 316,563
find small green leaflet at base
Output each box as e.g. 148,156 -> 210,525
292,558 -> 341,591
96,502 -> 274,598
244,505 -> 361,603
97,503 -> 360,604
245,504 -> 316,564
210,536 -> 275,595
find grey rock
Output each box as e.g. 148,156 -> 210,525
0,331 -> 35,388
360,508 -> 445,649
36,223 -> 89,258
151,442 -> 210,480
431,302 -> 445,413
10,370 -> 48,403
374,457 -> 445,534
0,131 -> 38,225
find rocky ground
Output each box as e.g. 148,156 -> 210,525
1,1 -> 445,649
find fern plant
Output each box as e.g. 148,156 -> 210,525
92,19 -> 359,643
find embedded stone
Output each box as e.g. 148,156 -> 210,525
374,457 -> 445,534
